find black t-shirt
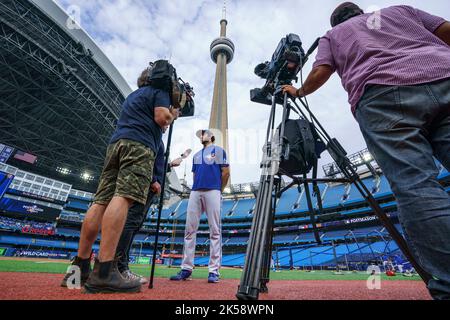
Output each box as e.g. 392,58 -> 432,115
110,86 -> 171,153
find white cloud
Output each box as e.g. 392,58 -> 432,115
56,0 -> 449,185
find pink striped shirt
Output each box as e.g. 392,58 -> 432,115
313,5 -> 450,115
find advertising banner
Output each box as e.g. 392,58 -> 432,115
0,198 -> 61,221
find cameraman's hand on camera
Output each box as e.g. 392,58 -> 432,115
282,85 -> 302,98
170,106 -> 181,121
151,182 -> 162,195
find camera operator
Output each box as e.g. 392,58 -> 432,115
115,124 -> 187,284
282,3 -> 450,299
61,65 -> 180,294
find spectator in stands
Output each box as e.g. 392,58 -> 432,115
115,134 -> 185,285
61,66 -> 180,294
282,3 -> 450,299
170,129 -> 230,283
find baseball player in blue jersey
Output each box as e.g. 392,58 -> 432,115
170,129 -> 230,283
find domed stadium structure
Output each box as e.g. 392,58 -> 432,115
0,0 -> 136,193
0,1 -> 449,299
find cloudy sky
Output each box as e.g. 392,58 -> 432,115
55,0 -> 448,185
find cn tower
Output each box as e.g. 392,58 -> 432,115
209,6 -> 234,170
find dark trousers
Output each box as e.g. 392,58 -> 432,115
355,78 -> 450,300
116,189 -> 157,272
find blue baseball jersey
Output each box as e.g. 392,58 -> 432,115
192,145 -> 229,191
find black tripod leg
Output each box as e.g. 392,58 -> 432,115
328,140 -> 433,284
303,178 -> 322,244
149,124 -> 174,289
260,178 -> 280,294
237,175 -> 274,300
237,93 -> 290,300
291,98 -> 432,284
312,160 -> 325,219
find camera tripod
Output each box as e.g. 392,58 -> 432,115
236,88 -> 432,300
148,123 -> 174,289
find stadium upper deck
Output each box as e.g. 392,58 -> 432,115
0,0 -> 131,192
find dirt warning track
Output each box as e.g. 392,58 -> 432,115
0,272 -> 431,300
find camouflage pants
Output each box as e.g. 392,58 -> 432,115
94,139 -> 155,205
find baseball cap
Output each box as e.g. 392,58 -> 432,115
196,129 -> 215,139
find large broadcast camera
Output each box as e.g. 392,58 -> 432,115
147,59 -> 195,117
178,79 -> 195,118
251,34 -> 318,106
147,60 -> 195,289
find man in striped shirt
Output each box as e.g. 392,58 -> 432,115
283,3 -> 450,299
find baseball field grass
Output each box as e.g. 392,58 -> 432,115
0,258 -> 421,281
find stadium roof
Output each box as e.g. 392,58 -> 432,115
0,0 -> 132,192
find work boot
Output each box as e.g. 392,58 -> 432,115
121,269 -> 149,285
83,259 -> 141,294
61,256 -> 91,288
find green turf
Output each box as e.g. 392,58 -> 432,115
0,259 -> 421,281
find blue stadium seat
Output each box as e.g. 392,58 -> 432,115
221,200 -> 237,218
170,200 -> 189,220
230,198 -> 255,218
292,184 -> 327,214
273,234 -> 297,244
341,178 -> 373,205
276,188 -> 300,214
373,176 -> 392,198
322,184 -> 346,208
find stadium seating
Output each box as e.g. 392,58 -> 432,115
229,198 -> 255,218
276,187 -> 301,214
64,199 -> 90,211
1,165 -> 449,271
220,200 -> 237,218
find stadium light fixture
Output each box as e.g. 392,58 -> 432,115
362,151 -> 373,163
81,172 -> 94,182
56,167 -> 71,175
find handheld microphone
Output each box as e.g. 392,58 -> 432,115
181,149 -> 192,159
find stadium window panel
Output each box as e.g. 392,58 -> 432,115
15,171 -> 25,178
45,180 -> 53,186
35,177 -> 44,183
5,166 -> 16,174
25,174 -> 35,180
22,182 -> 31,188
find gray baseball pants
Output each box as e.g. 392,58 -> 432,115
181,190 -> 222,275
